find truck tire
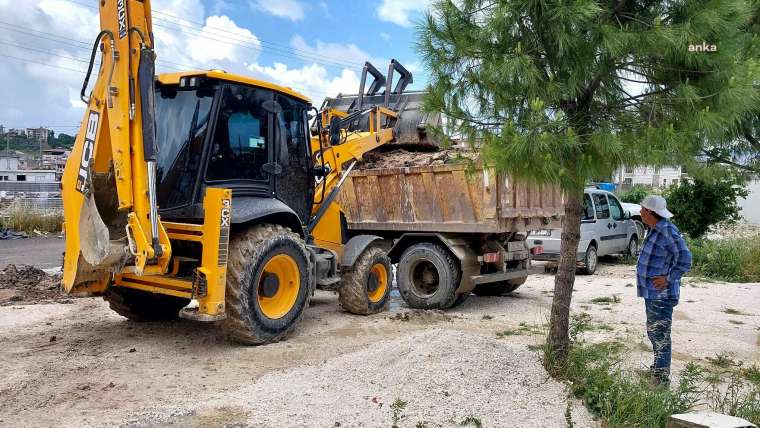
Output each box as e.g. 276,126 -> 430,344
104,286 -> 190,322
338,247 -> 392,315
472,276 -> 527,296
221,224 -> 312,345
578,243 -> 598,275
397,242 -> 461,310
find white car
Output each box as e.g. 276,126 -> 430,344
528,188 -> 640,274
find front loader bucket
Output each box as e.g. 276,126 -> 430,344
320,60 -> 442,148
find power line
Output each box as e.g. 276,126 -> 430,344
58,0 -> 365,73
0,43 -> 332,100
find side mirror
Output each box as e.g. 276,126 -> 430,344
624,210 -> 631,220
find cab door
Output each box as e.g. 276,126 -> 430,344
272,93 -> 313,223
606,193 -> 630,252
590,192 -> 614,255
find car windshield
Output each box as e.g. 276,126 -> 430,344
155,83 -> 215,209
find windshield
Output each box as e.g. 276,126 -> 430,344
155,84 -> 215,209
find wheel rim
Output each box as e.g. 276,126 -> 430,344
410,259 -> 439,297
587,248 -> 597,271
367,263 -> 388,303
257,254 -> 300,319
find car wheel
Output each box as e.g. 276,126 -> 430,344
579,244 -> 597,275
626,237 -> 639,257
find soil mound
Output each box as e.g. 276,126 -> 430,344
0,264 -> 69,305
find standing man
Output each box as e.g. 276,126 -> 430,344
636,195 -> 692,385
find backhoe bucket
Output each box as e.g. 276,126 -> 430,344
320,60 -> 442,148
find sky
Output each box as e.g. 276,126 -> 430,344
0,0 -> 433,136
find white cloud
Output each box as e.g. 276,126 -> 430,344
0,0 -> 375,130
376,0 -> 432,27
186,15 -> 261,64
290,35 -> 374,69
248,62 -> 360,105
250,0 -> 305,22
379,32 -> 391,40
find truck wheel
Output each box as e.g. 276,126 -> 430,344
397,242 -> 461,310
578,243 -> 598,275
221,224 -> 312,345
472,276 -> 527,296
104,286 -> 190,322
338,247 -> 392,315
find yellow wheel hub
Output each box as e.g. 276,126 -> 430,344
257,254 -> 300,319
367,263 -> 388,303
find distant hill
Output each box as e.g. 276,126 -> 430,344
1,133 -> 75,155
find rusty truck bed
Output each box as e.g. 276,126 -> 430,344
338,164 -> 564,234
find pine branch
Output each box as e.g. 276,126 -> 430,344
700,149 -> 760,174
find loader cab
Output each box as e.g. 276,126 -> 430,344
154,71 -> 314,224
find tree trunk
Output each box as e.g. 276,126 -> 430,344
546,190 -> 584,369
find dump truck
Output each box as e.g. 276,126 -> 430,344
337,163 -> 564,309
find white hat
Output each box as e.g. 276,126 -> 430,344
641,195 -> 673,219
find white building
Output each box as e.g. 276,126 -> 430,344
0,154 -> 20,170
614,166 -> 685,190
0,169 -> 56,182
739,179 -> 760,225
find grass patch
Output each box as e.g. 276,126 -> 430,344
590,295 -> 621,305
481,315 -> 493,320
496,322 -> 544,338
707,353 -> 738,369
729,319 -> 745,325
538,317 -> 760,427
459,416 -> 482,427
0,203 -> 63,234
687,236 -> 760,283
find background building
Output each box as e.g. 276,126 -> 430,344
614,166 -> 686,190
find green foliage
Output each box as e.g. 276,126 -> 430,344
687,235 -> 760,282
390,398 -> 408,428
419,0 -> 760,195
665,176 -> 748,238
1,132 -> 75,154
618,185 -> 652,204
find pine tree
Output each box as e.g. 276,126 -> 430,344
418,0 -> 760,364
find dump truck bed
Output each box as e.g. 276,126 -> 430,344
338,164 -> 564,234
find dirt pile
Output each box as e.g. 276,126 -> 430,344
357,147 -> 480,170
0,264 -> 68,305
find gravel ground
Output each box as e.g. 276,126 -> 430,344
127,330 -> 594,427
0,260 -> 757,427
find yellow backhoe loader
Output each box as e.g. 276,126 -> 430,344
61,0 -> 437,344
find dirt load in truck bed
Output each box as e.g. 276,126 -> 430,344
357,147 -> 480,170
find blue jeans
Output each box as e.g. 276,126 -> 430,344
644,298 -> 678,378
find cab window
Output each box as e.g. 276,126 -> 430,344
582,193 -> 595,221
592,193 -> 610,219
207,84 -> 271,182
608,195 -> 625,220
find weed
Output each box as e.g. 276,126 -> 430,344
1,203 -> 63,234
460,415 -> 482,427
390,398 -> 408,428
707,353 -> 737,369
496,323 -> 544,338
687,236 -> 760,282
741,365 -> 760,385
482,315 -> 493,320
729,320 -> 745,325
708,371 -> 760,424
496,329 -> 520,337
724,308 -> 751,316
590,295 -> 621,305
415,422 -> 429,428
625,283 -> 634,288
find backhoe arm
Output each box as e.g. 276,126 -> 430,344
62,0 -> 171,293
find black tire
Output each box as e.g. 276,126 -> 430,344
338,247 -> 392,315
449,291 -> 470,308
396,242 -> 461,310
472,276 -> 527,296
626,236 -> 639,256
578,243 -> 598,275
104,286 -> 190,322
221,224 -> 312,345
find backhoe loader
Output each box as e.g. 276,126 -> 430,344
61,0 -> 437,344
